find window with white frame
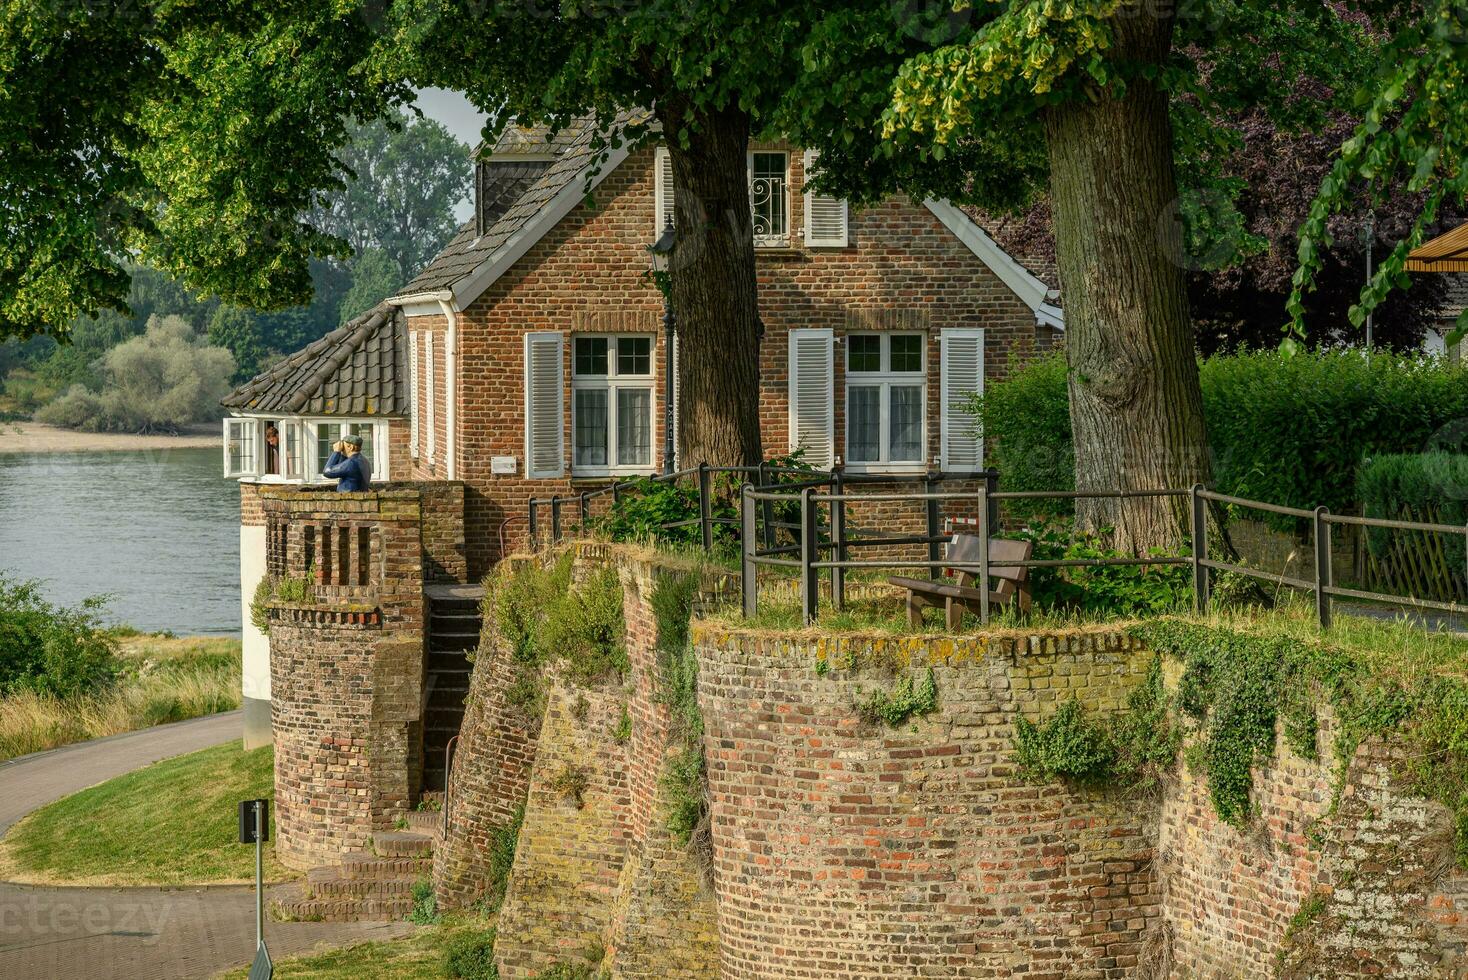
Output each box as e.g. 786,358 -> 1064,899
750,151 -> 789,247
572,335 -> 655,473
845,333 -> 926,470
314,421 -> 378,474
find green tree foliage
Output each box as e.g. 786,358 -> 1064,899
974,349 -> 1468,527
0,577 -> 120,700
1289,2 -> 1468,350
311,114 -> 471,285
36,315 -> 235,433
336,249 -> 403,324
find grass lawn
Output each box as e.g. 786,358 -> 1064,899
0,634 -> 242,761
215,916 -> 498,980
0,742 -> 290,886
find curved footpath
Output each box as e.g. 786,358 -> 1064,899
0,711 -> 412,979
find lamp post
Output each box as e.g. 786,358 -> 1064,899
647,219 -> 678,474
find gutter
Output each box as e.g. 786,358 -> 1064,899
437,298 -> 460,481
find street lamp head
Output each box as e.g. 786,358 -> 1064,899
647,218 -> 676,275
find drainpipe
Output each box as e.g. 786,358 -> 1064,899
437,299 -> 459,480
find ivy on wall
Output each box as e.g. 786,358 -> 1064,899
649,571 -> 706,851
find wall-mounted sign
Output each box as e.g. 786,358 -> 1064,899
490,456 -> 518,475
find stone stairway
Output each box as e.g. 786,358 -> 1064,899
423,583 -> 484,792
270,797 -> 443,923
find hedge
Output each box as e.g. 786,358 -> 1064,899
971,349 -> 1468,527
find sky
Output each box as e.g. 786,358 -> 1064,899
414,88 -> 489,221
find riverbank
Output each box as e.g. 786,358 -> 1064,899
0,421 -> 218,454
0,635 -> 241,762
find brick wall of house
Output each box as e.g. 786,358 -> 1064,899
407,144 -> 1043,579
260,487 -> 428,869
240,481 -> 265,526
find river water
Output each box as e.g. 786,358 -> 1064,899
0,447 -> 241,635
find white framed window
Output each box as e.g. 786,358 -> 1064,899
572,334 -> 656,475
224,418 -> 259,479
845,333 -> 926,473
280,420 -> 306,481
749,151 -> 789,248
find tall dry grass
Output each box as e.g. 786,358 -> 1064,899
0,635 -> 240,761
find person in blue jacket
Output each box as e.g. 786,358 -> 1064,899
323,434 -> 373,491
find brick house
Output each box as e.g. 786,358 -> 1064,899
223,118 -> 1062,748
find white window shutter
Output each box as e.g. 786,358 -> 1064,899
788,328 -> 834,469
408,330 -> 419,459
802,150 -> 849,248
940,328 -> 984,472
654,146 -> 675,235
671,332 -> 680,469
525,332 -> 565,478
425,331 -> 436,464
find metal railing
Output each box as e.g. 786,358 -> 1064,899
529,469 -> 1468,631
742,481 -> 1468,629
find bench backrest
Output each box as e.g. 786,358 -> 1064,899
945,534 -> 1032,584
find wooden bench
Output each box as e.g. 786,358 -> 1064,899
889,534 -> 1033,629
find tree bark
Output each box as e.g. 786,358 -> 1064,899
655,102 -> 764,469
1043,11 -> 1210,554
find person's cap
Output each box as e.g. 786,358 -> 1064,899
344,434 -> 364,450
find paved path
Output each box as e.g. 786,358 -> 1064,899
0,712 -> 412,978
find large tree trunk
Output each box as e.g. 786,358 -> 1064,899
655,102 -> 764,469
1043,12 -> 1209,554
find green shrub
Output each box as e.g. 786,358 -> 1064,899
443,928 -> 499,980
539,565 -> 627,686
1013,656 -> 1181,794
971,349 -> 1468,528
0,577 -> 120,699
1015,698 -> 1116,785
965,352 -> 1073,516
491,554 -> 573,664
1007,522 -> 1191,615
407,877 -> 439,924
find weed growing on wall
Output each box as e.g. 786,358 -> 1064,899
247,567 -> 316,637
488,555 -> 626,720
479,804 -> 524,915
549,764 -> 589,808
649,571 -> 708,851
612,704 -> 631,744
857,669 -> 939,727
408,877 -> 440,924
1014,656 -> 1181,794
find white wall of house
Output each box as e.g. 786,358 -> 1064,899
239,523 -> 271,750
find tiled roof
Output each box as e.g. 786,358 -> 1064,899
396,119 -> 607,297
1438,273 -> 1468,318
221,303 -> 405,417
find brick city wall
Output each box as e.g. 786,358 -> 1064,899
697,624 -> 1161,979
1159,703 -> 1468,978
260,485 -> 458,868
412,143 -> 1042,577
436,545 -> 720,977
434,543 -> 1468,977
